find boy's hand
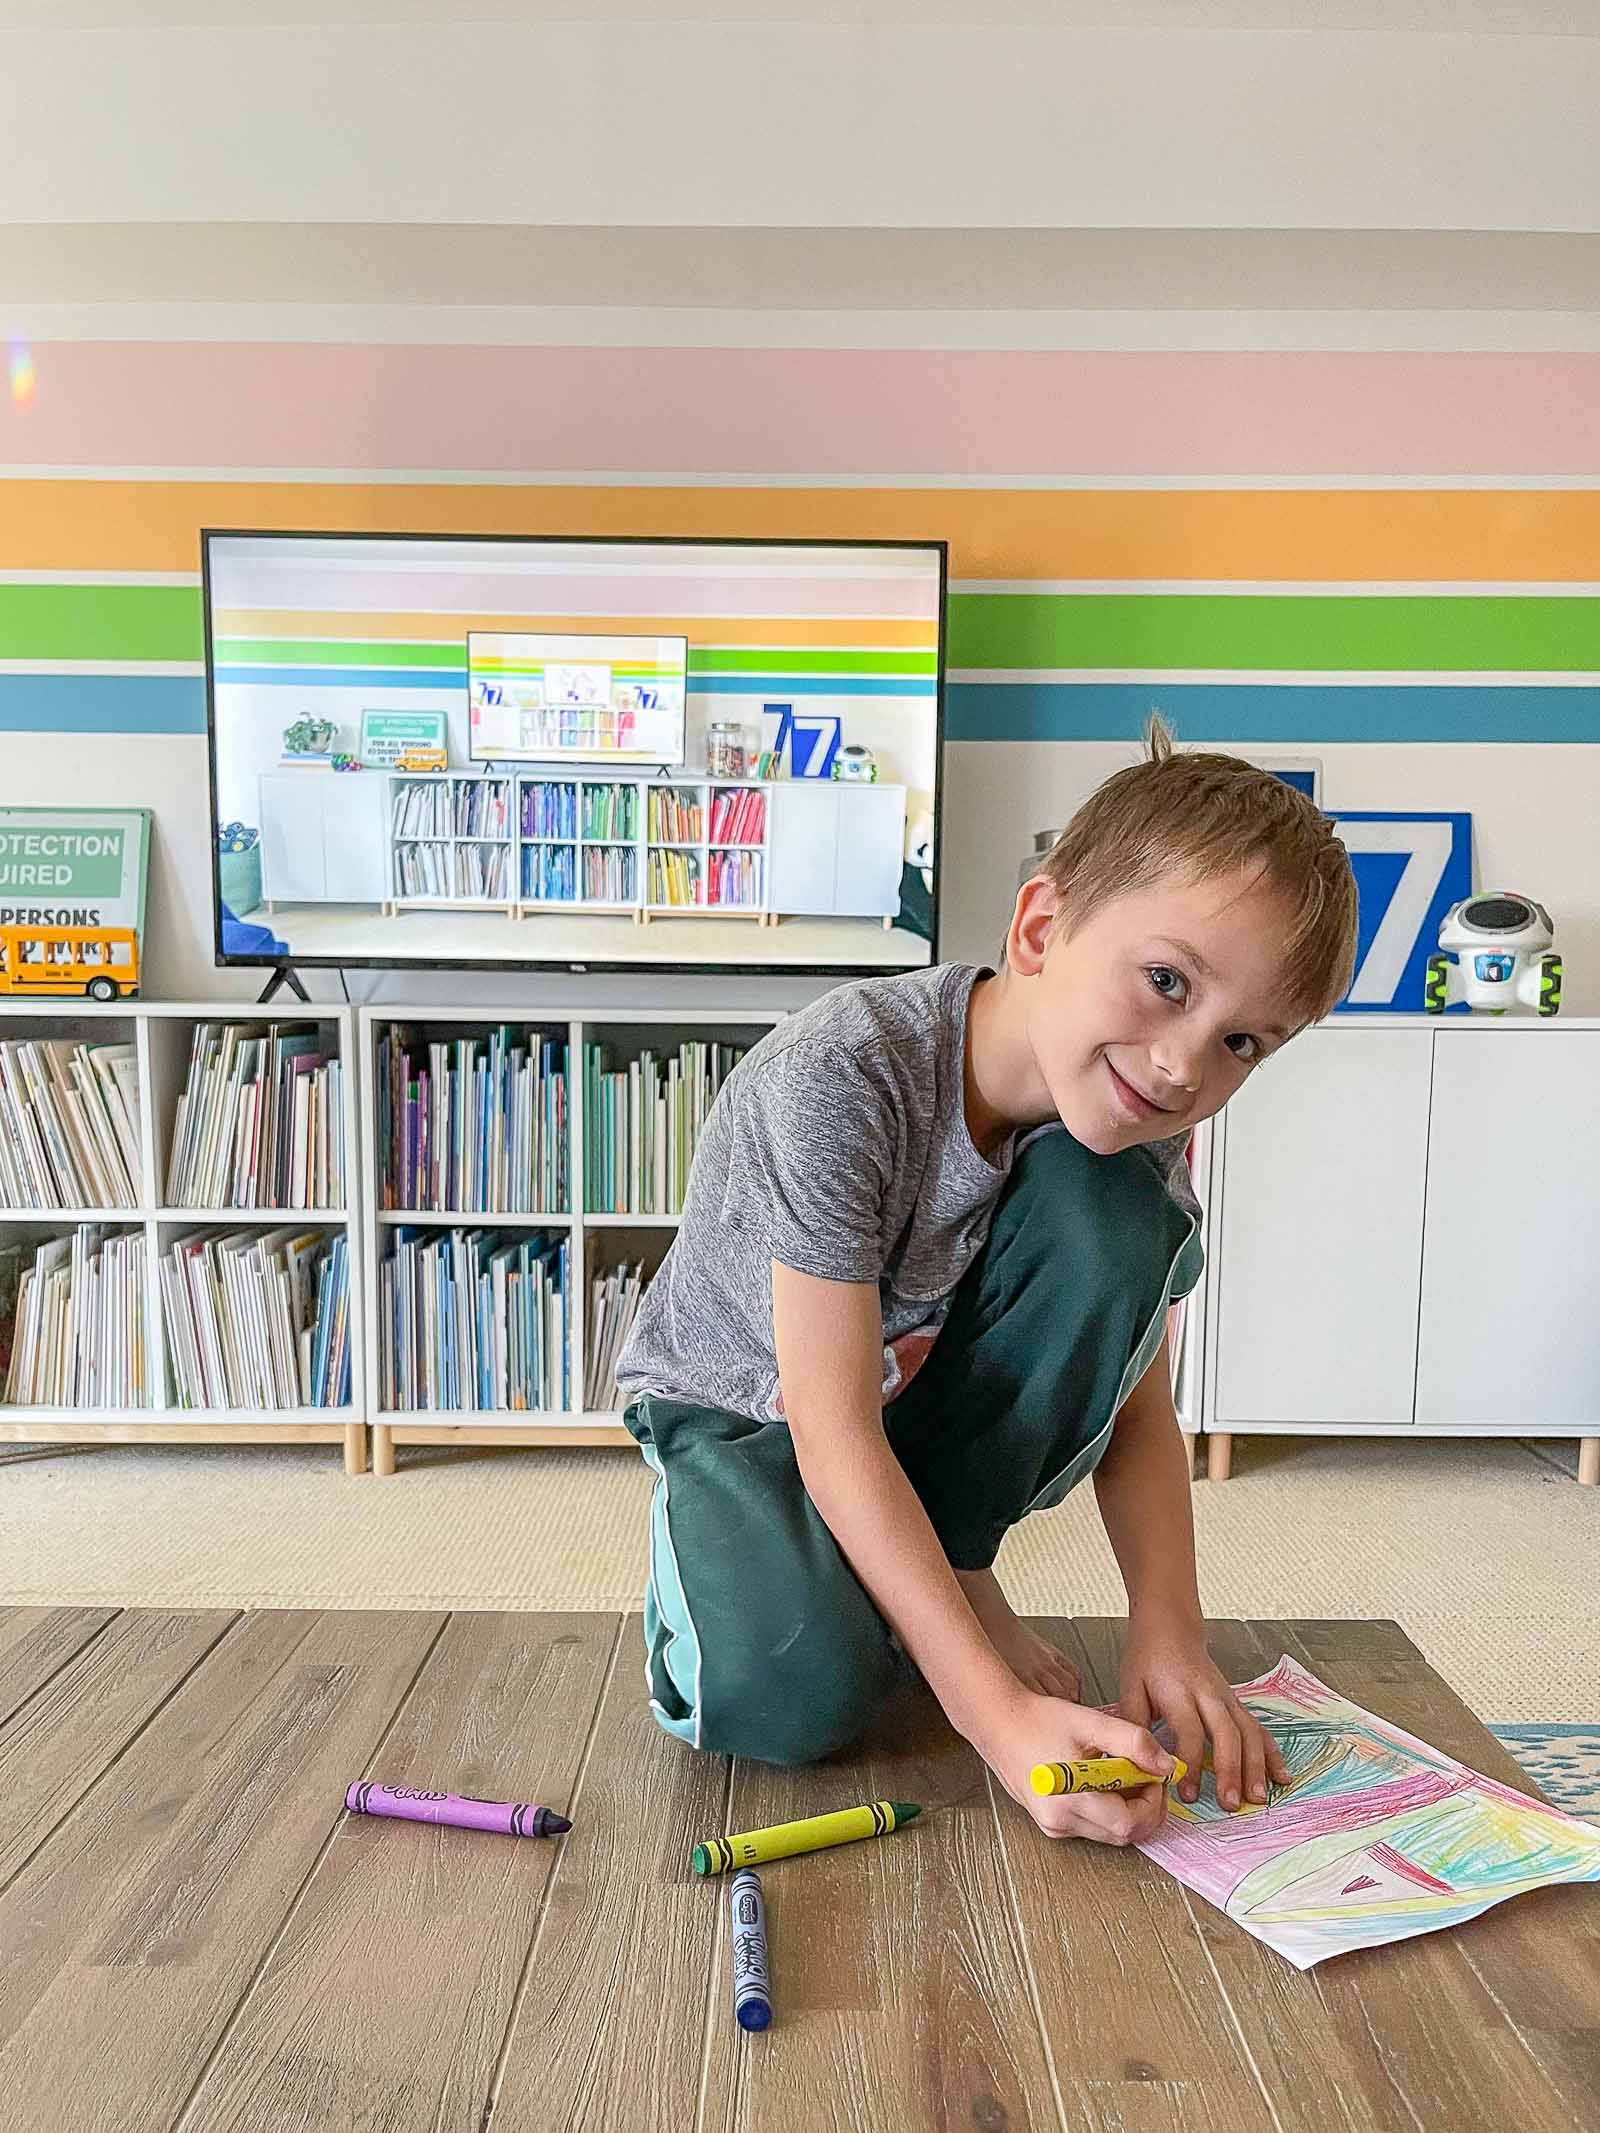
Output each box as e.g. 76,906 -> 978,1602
981,1690 -> 1177,1846
1116,1618 -> 1290,1811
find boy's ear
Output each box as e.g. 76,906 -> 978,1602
1008,875 -> 1061,978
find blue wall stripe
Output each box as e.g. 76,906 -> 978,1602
946,681 -> 1600,744
6,671 -> 1600,743
0,674 -> 207,733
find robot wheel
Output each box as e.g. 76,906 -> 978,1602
1538,953 -> 1563,1018
1423,953 -> 1450,1015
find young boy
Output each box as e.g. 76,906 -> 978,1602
615,725 -> 1358,1847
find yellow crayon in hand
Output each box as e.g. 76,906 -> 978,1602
1030,1755 -> 1188,1798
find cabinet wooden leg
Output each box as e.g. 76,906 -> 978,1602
1181,1433 -> 1196,1479
1579,1437 -> 1599,1486
373,1426 -> 396,1478
343,1423 -> 367,1476
1207,1432 -> 1234,1482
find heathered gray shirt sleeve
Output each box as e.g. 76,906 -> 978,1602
724,1039 -> 898,1286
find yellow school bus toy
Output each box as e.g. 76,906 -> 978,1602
0,924 -> 140,1000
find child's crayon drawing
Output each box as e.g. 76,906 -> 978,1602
1138,1654 -> 1600,1969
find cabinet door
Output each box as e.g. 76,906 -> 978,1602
1213,1028 -> 1433,1425
831,785 -> 906,917
258,775 -> 327,901
322,775 -> 391,902
1416,1031 -> 1600,1425
767,783 -> 839,913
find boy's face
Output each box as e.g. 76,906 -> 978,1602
1010,865 -> 1299,1155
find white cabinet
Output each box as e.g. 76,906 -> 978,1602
767,782 -> 906,919
1202,1020 -> 1599,1478
259,774 -> 390,904
1212,1028 -> 1433,1426
1416,1031 -> 1600,1426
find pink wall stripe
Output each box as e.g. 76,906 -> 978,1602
4,344 -> 1599,479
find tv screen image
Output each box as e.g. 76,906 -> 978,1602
204,532 -> 945,977
468,631 -> 689,766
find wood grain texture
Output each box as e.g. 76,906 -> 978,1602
0,1609 -> 444,2133
1201,1617 -> 1586,2133
487,1615 -> 736,2133
1,1609 -> 1588,2133
0,1604 -> 118,1728
0,1607 -> 237,1887
178,1611 -> 620,2133
1007,1619 -> 1280,2133
1268,1618 -> 1600,2132
701,1670 -> 1060,2133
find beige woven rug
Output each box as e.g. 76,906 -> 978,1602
1,1431 -> 1592,1726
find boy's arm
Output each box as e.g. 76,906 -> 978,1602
1092,1333 -> 1290,1810
772,1260 -> 1175,1845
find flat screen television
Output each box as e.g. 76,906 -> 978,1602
204,531 -> 945,979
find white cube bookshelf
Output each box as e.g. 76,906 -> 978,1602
357,1004 -> 786,1475
0,1000 -> 365,1473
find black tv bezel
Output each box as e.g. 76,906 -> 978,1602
202,527 -> 949,981
464,625 -> 691,769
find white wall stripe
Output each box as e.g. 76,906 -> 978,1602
951,581 -> 1600,598
0,570 -> 202,588
0,660 -> 205,677
1,467 -> 1598,492
948,668 -> 1600,687
6,305 -> 1600,353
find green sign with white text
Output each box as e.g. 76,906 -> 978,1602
0,809 -> 150,931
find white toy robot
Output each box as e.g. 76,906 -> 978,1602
1425,892 -> 1562,1016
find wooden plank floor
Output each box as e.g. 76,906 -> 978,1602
0,1609 -> 1591,2132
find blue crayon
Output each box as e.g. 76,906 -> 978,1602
729,1867 -> 772,2032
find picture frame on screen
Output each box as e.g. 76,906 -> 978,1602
202,529 -> 947,980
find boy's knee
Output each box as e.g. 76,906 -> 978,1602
1003,1126 -> 1186,1299
667,1619 -> 903,1767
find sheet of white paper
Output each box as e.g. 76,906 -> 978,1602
1137,1654 -> 1600,1969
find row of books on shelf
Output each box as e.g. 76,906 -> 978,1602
166,1024 -> 346,1210
522,845 -> 578,902
0,1224 -> 350,1410
584,784 -> 638,840
379,1227 -> 570,1411
583,847 -> 636,904
708,788 -> 766,845
376,1028 -> 569,1214
647,790 -> 703,844
396,842 -> 513,899
391,780 -> 514,841
584,1258 -> 645,1411
584,1038 -> 747,1216
0,1037 -> 143,1211
1,1228 -> 148,1407
705,851 -> 763,907
648,851 -> 702,907
523,784 -> 579,840
162,1228 -> 351,1411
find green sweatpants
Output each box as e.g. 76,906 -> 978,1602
624,1123 -> 1202,1766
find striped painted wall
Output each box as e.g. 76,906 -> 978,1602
3,341 -> 1599,750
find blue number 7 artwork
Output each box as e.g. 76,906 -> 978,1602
1329,811 -> 1472,1013
762,703 -> 842,780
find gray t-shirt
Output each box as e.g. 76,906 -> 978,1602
614,962 -> 1196,1422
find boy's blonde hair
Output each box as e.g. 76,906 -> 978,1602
1029,716 -> 1359,1030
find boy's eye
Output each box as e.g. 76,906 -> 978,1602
1226,1032 -> 1262,1064
1147,965 -> 1187,1002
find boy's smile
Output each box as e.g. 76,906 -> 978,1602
969,865 -> 1302,1158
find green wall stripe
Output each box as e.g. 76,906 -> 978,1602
948,593 -> 1600,672
0,584 -> 203,663
6,584 -> 1600,676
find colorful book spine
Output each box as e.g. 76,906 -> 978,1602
583,1040 -> 745,1214
380,1227 -> 569,1412
376,1028 -> 568,1214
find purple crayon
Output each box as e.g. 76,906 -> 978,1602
345,1781 -> 571,1838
